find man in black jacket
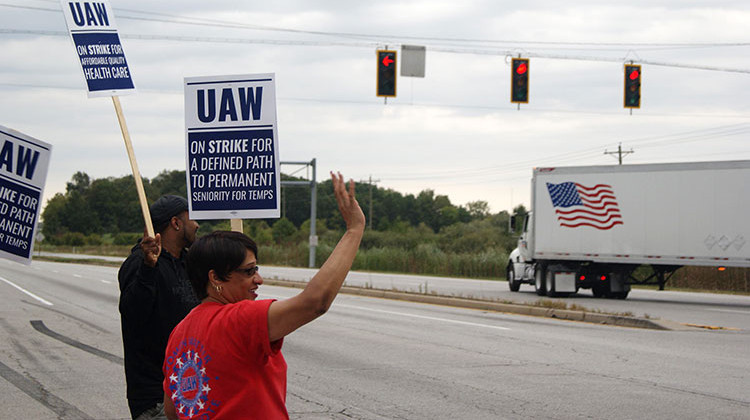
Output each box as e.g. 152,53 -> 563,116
118,195 -> 200,419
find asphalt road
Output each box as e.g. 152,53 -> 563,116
258,266 -> 750,330
35,252 -> 750,328
1,258 -> 749,419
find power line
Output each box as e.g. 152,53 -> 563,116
435,48 -> 750,74
623,123 -> 750,149
2,80 -> 748,122
3,0 -> 750,73
380,122 -> 750,183
3,27 -> 749,75
16,1 -> 750,51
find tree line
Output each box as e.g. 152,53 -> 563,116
38,171 -> 749,290
42,170 -> 527,238
40,170 -> 528,278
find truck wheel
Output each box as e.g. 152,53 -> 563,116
592,284 -> 605,298
534,265 -> 547,296
507,265 -> 520,292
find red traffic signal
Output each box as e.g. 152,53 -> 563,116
511,58 -> 529,104
516,61 -> 528,75
377,50 -> 397,97
624,64 -> 641,109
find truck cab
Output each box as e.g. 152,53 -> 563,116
507,212 -> 536,292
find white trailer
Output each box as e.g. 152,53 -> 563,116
508,160 -> 750,299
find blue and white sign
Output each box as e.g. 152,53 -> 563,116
0,126 -> 52,265
60,0 -> 135,97
184,74 -> 281,220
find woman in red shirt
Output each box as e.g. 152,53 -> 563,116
162,172 -> 365,419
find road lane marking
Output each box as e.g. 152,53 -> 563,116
0,276 -> 53,306
261,292 -> 512,331
73,274 -> 82,278
335,303 -> 511,331
704,308 -> 750,315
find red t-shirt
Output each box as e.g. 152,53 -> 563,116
163,299 -> 287,419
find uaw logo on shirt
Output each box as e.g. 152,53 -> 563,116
166,338 -> 217,418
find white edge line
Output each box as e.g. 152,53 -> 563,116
262,293 -> 511,331
0,276 -> 53,306
336,303 -> 511,331
705,308 -> 750,315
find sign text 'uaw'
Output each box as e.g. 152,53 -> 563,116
60,0 -> 135,97
0,126 -> 52,265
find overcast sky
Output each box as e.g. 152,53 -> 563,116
1,0 -> 749,216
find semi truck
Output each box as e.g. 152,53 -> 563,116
507,160 -> 750,299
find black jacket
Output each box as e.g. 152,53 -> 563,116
118,242 -> 200,419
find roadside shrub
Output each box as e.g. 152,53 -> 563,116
260,242 -> 308,267
669,266 -> 750,293
84,234 -> 103,246
62,232 -> 86,246
114,232 -> 141,246
349,244 -> 506,279
272,218 -> 297,244
360,223 -> 437,250
353,247 -> 410,273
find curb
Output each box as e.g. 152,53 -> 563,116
264,279 -> 672,331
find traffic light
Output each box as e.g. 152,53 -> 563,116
624,64 -> 641,108
377,50 -> 397,97
511,58 -> 529,104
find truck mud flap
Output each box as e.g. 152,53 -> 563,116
551,271 -> 577,293
545,264 -> 577,297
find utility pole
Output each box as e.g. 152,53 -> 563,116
281,159 -> 317,268
361,175 -> 380,229
604,143 -> 634,165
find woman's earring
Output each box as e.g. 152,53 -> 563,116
213,283 -> 223,293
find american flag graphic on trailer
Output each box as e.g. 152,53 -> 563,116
545,182 -> 623,230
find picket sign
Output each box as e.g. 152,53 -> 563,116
183,74 -> 281,228
60,0 -> 153,236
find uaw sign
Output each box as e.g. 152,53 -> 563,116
184,74 -> 281,220
60,0 -> 135,97
0,126 -> 52,264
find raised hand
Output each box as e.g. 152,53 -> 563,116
140,231 -> 162,268
331,171 -> 365,232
